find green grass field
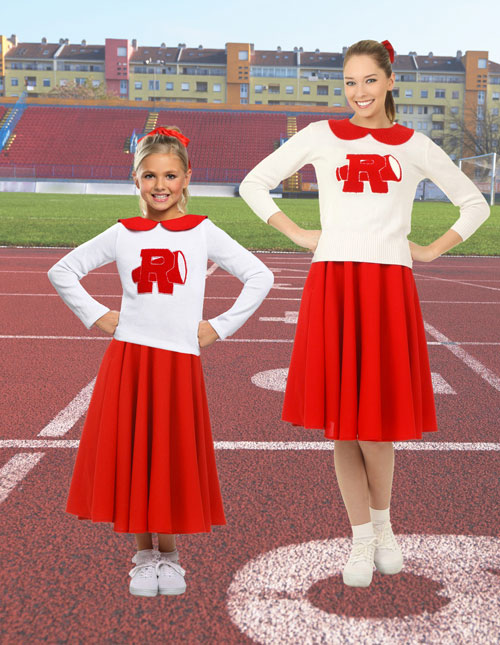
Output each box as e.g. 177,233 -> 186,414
0,192 -> 498,254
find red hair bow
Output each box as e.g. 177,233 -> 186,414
381,40 -> 395,64
138,127 -> 190,147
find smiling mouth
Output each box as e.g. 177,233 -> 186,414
356,99 -> 374,108
152,194 -> 170,201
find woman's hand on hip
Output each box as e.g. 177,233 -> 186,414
292,228 -> 321,252
198,320 -> 219,348
408,241 -> 437,262
94,310 -> 120,335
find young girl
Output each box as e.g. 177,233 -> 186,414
239,39 -> 490,588
48,126 -> 274,597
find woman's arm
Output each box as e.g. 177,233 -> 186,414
267,210 -> 321,252
409,229 -> 463,263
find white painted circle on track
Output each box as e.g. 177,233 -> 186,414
251,368 -> 288,392
226,535 -> 500,645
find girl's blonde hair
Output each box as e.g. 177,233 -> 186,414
133,125 -> 191,216
343,40 -> 396,123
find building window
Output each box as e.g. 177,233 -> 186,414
407,121 -> 413,128
334,87 -> 342,95
166,82 -> 173,90
213,83 -> 221,92
420,89 -> 428,98
478,90 -> 485,104
435,89 -> 445,98
268,84 -> 280,94
196,82 -> 208,92
75,78 -> 86,86
317,85 -> 328,95
451,106 -> 459,114
181,82 -> 189,90
285,85 -> 294,94
493,93 -> 500,101
60,79 -> 67,86
11,78 -> 19,86
149,80 -> 160,90
392,88 -> 399,97
302,86 -> 310,95
240,98 -> 248,104
452,91 -> 459,99
255,84 -> 263,93
135,81 -> 142,89
43,79 -> 50,87
117,46 -> 127,57
92,80 -> 100,87
418,105 -> 428,114
238,51 -> 249,60
450,122 -> 458,130
405,89 -> 413,97
402,105 -> 413,114
492,107 -> 499,116
120,80 -> 128,94
478,58 -> 487,68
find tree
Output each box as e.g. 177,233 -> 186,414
444,104 -> 500,159
48,78 -> 120,101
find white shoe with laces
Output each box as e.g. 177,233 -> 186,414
342,537 -> 377,587
373,521 -> 404,574
156,558 -> 187,595
129,551 -> 159,597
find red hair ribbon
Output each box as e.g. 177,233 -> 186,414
381,40 -> 395,64
138,126 -> 192,170
138,126 -> 190,147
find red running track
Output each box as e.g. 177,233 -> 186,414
0,248 -> 499,644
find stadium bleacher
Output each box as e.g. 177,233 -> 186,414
0,104 -> 343,184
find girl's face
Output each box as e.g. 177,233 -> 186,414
133,152 -> 191,219
343,54 -> 395,122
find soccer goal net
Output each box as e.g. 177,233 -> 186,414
459,152 -> 498,206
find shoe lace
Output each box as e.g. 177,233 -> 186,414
375,523 -> 399,550
155,560 -> 186,578
349,538 -> 377,564
129,562 -> 157,578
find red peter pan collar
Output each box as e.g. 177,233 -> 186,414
328,118 -> 414,145
118,215 -> 207,231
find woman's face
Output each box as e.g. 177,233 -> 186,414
133,152 -> 191,218
343,54 -> 395,122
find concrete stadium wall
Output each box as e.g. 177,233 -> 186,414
0,180 -> 239,197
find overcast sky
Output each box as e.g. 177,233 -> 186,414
4,0 -> 499,64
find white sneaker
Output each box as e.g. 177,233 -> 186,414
129,552 -> 159,597
156,559 -> 187,595
373,521 -> 404,575
342,537 -> 377,587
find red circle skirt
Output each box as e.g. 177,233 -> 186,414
66,339 -> 227,534
282,261 -> 438,441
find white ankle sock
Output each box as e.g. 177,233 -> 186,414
370,507 -> 390,525
351,521 -> 375,541
160,548 -> 179,563
134,548 -> 155,564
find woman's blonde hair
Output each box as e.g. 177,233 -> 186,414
133,125 -> 191,216
343,40 -> 396,123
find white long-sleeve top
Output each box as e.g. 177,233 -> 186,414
239,118 -> 490,268
47,214 -> 274,356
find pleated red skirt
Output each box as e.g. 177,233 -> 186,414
282,261 -> 438,441
66,339 -> 227,534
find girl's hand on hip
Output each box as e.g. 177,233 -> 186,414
293,228 -> 321,252
198,320 -> 219,348
408,240 -> 437,263
94,310 -> 120,335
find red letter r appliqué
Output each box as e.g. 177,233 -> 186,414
131,249 -> 187,294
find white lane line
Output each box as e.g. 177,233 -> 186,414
0,440 -> 498,451
2,294 -> 500,305
0,453 -> 45,503
1,335 -> 500,346
38,378 -> 96,437
206,262 -> 218,276
425,322 -> 500,392
414,272 -> 500,292
431,373 -> 457,394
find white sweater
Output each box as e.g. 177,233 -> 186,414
239,118 -> 490,268
47,215 -> 274,355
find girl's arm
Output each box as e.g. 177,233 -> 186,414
203,220 -> 274,342
47,225 -> 119,329
411,137 -> 490,262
